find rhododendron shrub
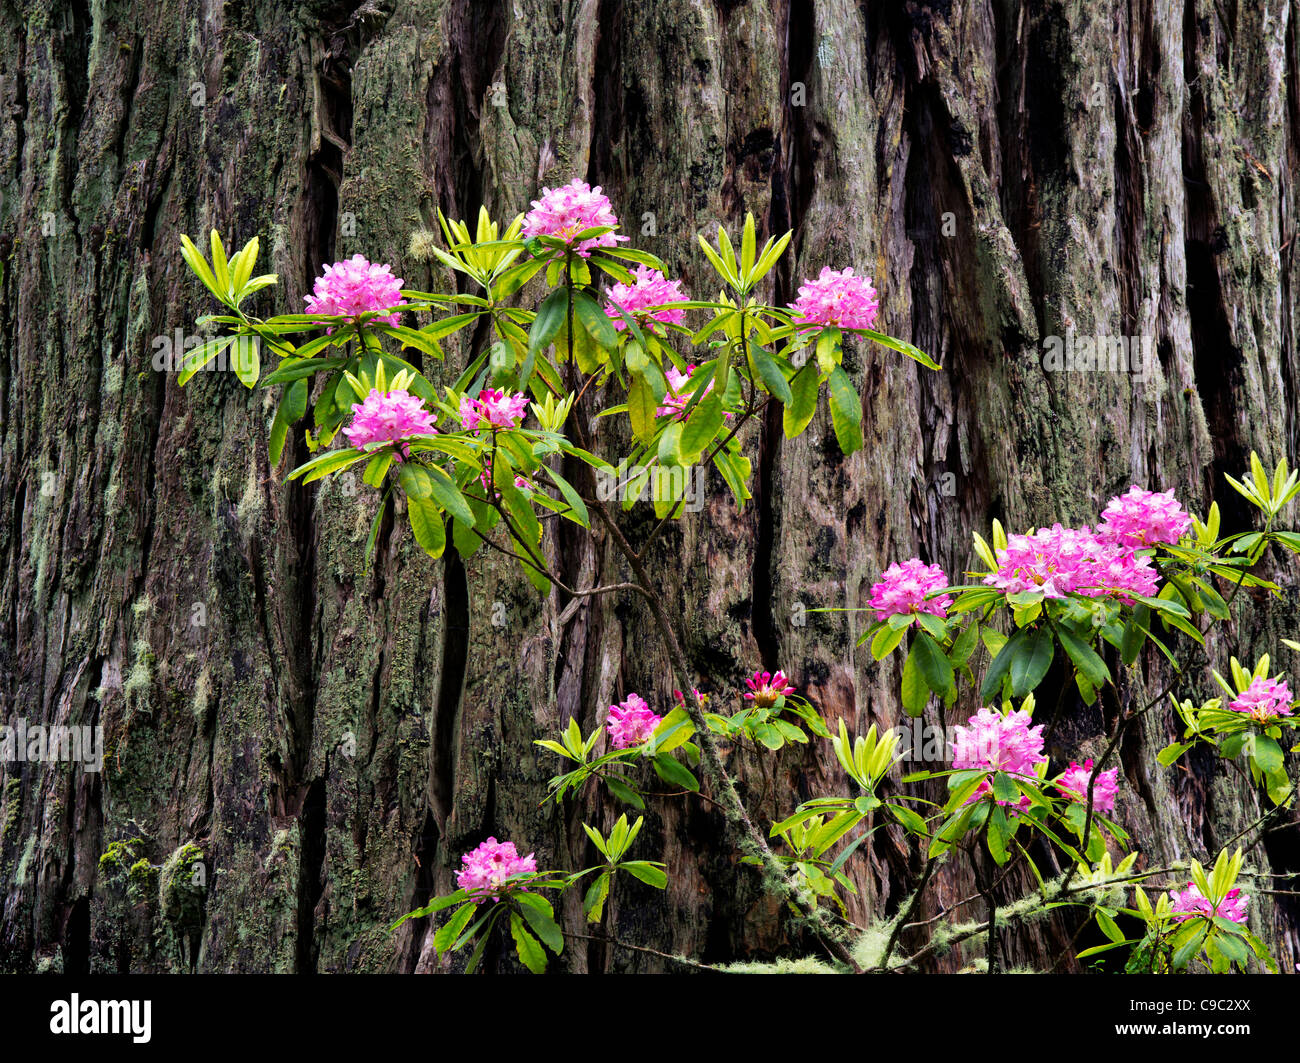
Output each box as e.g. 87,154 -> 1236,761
176,207 -> 1298,975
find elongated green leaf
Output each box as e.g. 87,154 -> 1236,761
751,344 -> 792,404
783,363 -> 819,438
827,365 -> 863,454
1058,628 -> 1110,688
912,632 -> 954,694
269,378 -> 309,465
510,912 -> 548,973
407,495 -> 447,558
1010,627 -> 1054,696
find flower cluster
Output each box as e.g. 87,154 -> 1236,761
455,838 -> 537,900
605,266 -> 688,330
1167,883 -> 1250,924
951,707 -> 1048,812
303,254 -> 406,325
984,524 -> 1159,602
789,267 -> 880,331
1097,486 -> 1192,547
522,179 -> 628,257
1053,759 -> 1119,813
606,694 -> 661,749
342,389 -> 437,456
459,388 -> 529,431
869,559 -> 952,624
744,670 -> 796,708
1228,676 -> 1294,724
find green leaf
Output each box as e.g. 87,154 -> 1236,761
515,898 -> 564,955
1095,909 -> 1125,944
783,363 -> 819,438
900,644 -> 930,717
912,632 -> 954,694
572,290 -> 619,349
268,378 -> 309,465
434,902 -> 478,954
425,463 -> 475,528
679,388 -> 725,461
604,776 -> 645,809
652,753 -> 699,792
657,419 -> 685,467
987,804 -> 1011,864
1010,627 -> 1054,697
177,336 -> 235,385
979,628 -> 1021,702
1057,628 -> 1110,688
827,365 -> 863,454
750,344 -> 792,404
406,494 -> 446,558
584,871 -> 611,922
618,861 -> 668,889
1251,734 -> 1284,776
859,327 -> 941,370
1121,605 -> 1150,666
230,335 -> 260,388
870,622 -> 907,659
179,234 -> 225,304
1156,741 -> 1192,767
627,373 -> 657,444
209,230 -> 231,296
509,911 -> 548,973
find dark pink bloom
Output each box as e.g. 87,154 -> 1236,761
522,179 -> 629,258
869,559 -> 953,624
790,267 -> 880,331
605,266 -> 688,330
455,837 -> 537,901
744,670 -> 796,708
984,524 -> 1159,602
605,693 -> 662,749
341,388 -> 437,457
1054,759 -> 1119,813
1097,486 -> 1192,547
303,254 -> 406,325
1168,883 -> 1249,924
1228,676 -> 1294,724
459,388 -> 529,431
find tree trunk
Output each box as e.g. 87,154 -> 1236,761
1,0 -> 1296,973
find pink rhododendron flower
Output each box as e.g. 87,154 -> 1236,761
952,707 -> 1048,814
522,179 -> 629,257
790,267 -> 880,331
605,266 -> 688,330
606,694 -> 661,749
952,708 -> 1047,778
744,670 -> 796,708
1097,486 -> 1193,547
1168,883 -> 1249,924
459,388 -> 529,430
674,687 -> 707,707
1228,676 -> 1294,724
341,388 -> 437,458
455,837 -> 537,900
1054,759 -> 1119,813
303,254 -> 406,325
869,559 -> 953,624
984,524 -> 1159,602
